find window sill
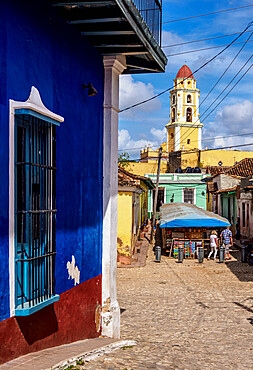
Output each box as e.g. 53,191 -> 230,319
15,295 -> 59,316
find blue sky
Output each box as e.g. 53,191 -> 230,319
118,0 -> 253,159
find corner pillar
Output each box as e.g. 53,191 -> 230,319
102,56 -> 126,338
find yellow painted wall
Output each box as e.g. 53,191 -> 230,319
180,126 -> 199,150
200,150 -> 253,167
168,127 -> 175,152
181,151 -> 200,169
117,191 -> 132,257
180,149 -> 253,169
127,161 -> 168,176
140,181 -> 149,224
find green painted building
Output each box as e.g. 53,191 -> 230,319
146,173 -> 208,217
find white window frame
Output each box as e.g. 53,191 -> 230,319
9,87 -> 64,317
182,187 -> 196,205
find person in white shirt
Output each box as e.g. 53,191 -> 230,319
208,230 -> 218,260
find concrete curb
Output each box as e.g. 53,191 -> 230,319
51,340 -> 137,369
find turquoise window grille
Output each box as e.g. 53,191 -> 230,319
15,111 -> 59,316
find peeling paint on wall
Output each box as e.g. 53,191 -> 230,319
95,302 -> 101,332
102,297 -> 111,313
67,255 -> 80,286
101,297 -> 112,326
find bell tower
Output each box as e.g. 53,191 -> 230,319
166,65 -> 203,152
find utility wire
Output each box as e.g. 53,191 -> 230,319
121,60 -> 253,157
201,54 -> 253,120
119,22 -> 253,113
118,132 -> 253,152
162,4 -> 253,24
119,140 -> 253,162
174,32 -> 253,148
202,63 -> 253,122
165,39 -> 253,57
162,30 -> 252,49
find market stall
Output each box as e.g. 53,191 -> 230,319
159,203 -> 230,258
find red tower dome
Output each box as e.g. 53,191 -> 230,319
176,65 -> 194,78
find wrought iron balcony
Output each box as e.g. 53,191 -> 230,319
131,0 -> 162,45
52,0 -> 167,73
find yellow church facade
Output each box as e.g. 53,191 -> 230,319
166,65 -> 203,153
127,64 -> 253,177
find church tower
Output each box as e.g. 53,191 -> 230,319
166,65 -> 203,152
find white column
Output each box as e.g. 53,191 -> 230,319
102,55 -> 126,338
174,125 -> 181,151
198,126 -> 202,150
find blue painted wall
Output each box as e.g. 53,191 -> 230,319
0,0 -> 104,321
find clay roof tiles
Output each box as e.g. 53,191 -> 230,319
225,158 -> 253,177
118,166 -> 155,189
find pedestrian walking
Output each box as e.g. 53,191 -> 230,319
207,230 -> 218,260
220,226 -> 233,260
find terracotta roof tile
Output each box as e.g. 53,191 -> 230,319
214,186 -> 237,194
118,166 -> 155,189
225,158 -> 253,177
206,166 -> 231,176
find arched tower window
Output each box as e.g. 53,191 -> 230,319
171,133 -> 174,139
186,107 -> 192,122
171,108 -> 175,122
187,94 -> 192,103
172,95 -> 175,104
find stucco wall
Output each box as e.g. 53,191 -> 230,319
0,1 -> 103,324
117,192 -> 132,256
127,161 -> 168,176
200,150 -> 253,167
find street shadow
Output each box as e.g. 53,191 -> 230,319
224,247 -> 253,282
233,299 -> 253,327
120,308 -> 126,315
247,318 -> 253,326
233,300 -> 253,314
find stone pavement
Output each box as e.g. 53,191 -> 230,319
82,245 -> 253,369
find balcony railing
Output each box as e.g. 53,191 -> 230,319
131,0 -> 162,45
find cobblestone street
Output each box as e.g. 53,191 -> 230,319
86,246 -> 253,369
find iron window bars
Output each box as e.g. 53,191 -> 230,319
15,113 -> 57,311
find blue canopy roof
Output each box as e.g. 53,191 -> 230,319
159,203 -> 230,228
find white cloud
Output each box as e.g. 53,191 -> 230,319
118,127 -> 166,158
150,127 -> 166,141
119,75 -> 161,119
203,99 -> 253,150
216,100 -> 253,132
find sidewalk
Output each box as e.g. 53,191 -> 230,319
1,337 -> 133,370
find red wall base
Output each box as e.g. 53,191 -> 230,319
0,275 -> 102,364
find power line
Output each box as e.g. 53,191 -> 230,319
165,39 -> 253,57
173,32 -> 253,149
119,22 -> 253,113
162,30 -> 252,49
119,140 -> 253,162
118,132 -> 253,152
162,4 -> 253,24
202,63 -> 253,122
201,55 -> 253,120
